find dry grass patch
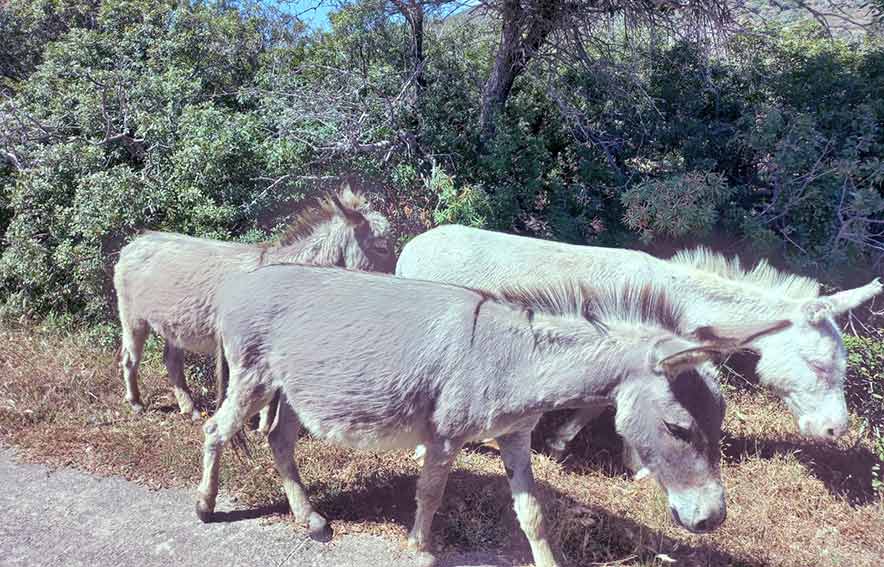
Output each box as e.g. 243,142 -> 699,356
1,324 -> 881,566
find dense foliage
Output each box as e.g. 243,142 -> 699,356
1,0 -> 882,322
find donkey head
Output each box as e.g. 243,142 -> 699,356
614,319 -> 789,534
705,278 -> 881,442
327,185 -> 396,273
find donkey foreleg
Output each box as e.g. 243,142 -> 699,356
545,405 -> 607,460
408,440 -> 461,567
497,431 -> 560,567
196,417 -> 223,522
268,395 -> 329,541
196,370 -> 269,522
163,343 -> 199,420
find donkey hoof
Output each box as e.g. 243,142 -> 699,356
129,402 -> 145,414
307,514 -> 332,542
189,410 -> 202,422
195,500 -> 215,523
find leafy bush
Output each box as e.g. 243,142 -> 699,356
426,162 -> 490,228
621,171 -> 733,242
0,1 -> 305,321
1,1 -> 883,322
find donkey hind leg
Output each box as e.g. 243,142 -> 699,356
497,430 -> 560,567
267,396 -> 329,540
545,405 -> 607,460
195,374 -> 270,523
119,318 -> 149,413
257,391 -> 279,435
408,440 -> 462,567
163,342 -> 199,421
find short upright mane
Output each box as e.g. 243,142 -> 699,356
498,281 -> 683,333
670,247 -> 820,299
269,190 -> 370,248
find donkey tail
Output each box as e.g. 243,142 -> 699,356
214,334 -> 251,458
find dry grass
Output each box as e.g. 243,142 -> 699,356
1,324 -> 882,566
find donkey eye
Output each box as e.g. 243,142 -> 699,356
663,421 -> 692,443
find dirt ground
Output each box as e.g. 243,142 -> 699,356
1,325 -> 882,566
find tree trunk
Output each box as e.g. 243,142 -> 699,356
479,0 -> 561,146
410,5 -> 425,97
392,1 -> 426,101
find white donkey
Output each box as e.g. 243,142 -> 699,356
201,264 -> 789,567
113,188 -> 395,419
397,225 -> 882,458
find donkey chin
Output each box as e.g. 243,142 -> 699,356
664,481 -> 727,534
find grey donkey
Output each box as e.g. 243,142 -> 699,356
397,225 -> 883,459
199,264 -> 789,567
113,188 -> 395,420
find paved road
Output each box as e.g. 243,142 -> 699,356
0,448 -> 515,567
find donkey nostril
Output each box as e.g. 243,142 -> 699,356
826,427 -> 836,438
694,518 -> 710,532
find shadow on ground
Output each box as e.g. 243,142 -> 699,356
721,433 -> 879,506
209,465 -> 759,567
542,406 -> 879,507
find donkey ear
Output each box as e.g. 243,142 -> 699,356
329,191 -> 367,226
690,319 -> 792,347
655,345 -> 724,378
804,278 -> 883,322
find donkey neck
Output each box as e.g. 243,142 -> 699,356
663,264 -> 799,327
262,222 -> 346,266
263,239 -> 319,264
479,310 -> 637,415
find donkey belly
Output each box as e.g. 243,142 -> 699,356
276,370 -> 439,452
291,402 -> 428,451
147,303 -> 218,355
465,414 -> 543,443
280,378 -> 541,452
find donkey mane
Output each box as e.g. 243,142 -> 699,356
670,247 -> 820,300
268,190 -> 370,248
497,281 -> 683,333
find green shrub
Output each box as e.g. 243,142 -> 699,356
2,2 -> 884,323
621,171 -> 733,242
426,162 -> 490,228
0,2 -> 306,321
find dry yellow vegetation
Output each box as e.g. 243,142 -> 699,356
1,325 -> 881,566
